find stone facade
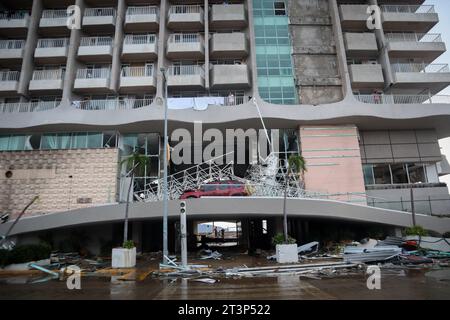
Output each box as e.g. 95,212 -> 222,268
0,148 -> 119,217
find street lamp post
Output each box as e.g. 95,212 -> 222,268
161,67 -> 169,264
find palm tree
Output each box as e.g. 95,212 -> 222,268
282,154 -> 307,243
120,151 -> 150,245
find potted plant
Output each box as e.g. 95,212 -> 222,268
112,151 -> 149,268
275,154 -> 307,264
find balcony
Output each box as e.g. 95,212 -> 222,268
0,71 -> 20,94
381,5 -> 439,33
0,101 -> 60,113
386,33 -> 446,62
72,98 -> 153,111
0,11 -> 30,37
34,38 -> 69,64
166,34 -> 204,60
210,4 -> 246,29
39,10 -> 71,35
210,64 -> 250,89
78,37 -> 113,62
29,69 -> 64,93
210,32 -> 248,59
119,66 -> 156,93
167,65 -> 205,89
167,5 -> 204,30
74,67 -> 111,93
344,33 -> 378,58
349,64 -> 384,89
355,93 -> 450,104
391,63 -> 450,94
122,34 -> 157,61
124,6 -> 159,32
339,5 -> 369,30
82,8 -> 116,32
0,40 -> 25,63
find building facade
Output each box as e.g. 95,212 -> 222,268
1,0 -> 450,253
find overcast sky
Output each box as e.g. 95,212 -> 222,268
425,0 -> 450,184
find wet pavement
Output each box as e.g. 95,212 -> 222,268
1,267 -> 449,300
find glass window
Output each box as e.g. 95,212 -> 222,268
407,163 -> 427,183
373,164 -> 391,184
87,133 -> 103,148
391,164 -> 408,184
274,2 -> 286,15
363,165 -> 375,185
72,133 -> 87,149
41,134 -> 58,149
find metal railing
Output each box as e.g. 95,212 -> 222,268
385,32 -> 442,43
169,5 -> 203,14
355,94 -> 450,104
84,7 -> 116,17
167,65 -> 204,77
126,6 -> 158,16
367,198 -> 450,216
32,69 -> 64,80
0,101 -> 60,113
41,10 -> 69,19
124,34 -> 156,45
72,98 -> 153,111
381,5 -> 435,14
79,36 -> 113,47
168,33 -> 201,43
76,67 -> 111,79
0,71 -> 20,81
37,38 -> 69,48
0,11 -> 29,20
0,40 -> 25,49
121,66 -> 154,77
391,63 -> 450,73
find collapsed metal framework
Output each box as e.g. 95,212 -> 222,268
134,153 -> 324,202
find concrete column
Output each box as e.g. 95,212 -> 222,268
204,0 -> 210,90
328,0 -> 353,99
246,0 -> 258,98
62,0 -> 86,104
156,0 -> 168,100
18,0 -> 43,98
369,0 -> 394,89
109,0 -> 126,93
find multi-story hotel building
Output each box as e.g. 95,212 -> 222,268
1,0 -> 450,253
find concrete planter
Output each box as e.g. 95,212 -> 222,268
276,244 -> 298,264
112,247 -> 136,268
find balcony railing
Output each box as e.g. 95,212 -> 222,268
169,5 -> 203,14
168,33 -> 200,43
41,10 -> 70,19
0,40 -> 25,49
0,71 -> 20,81
80,36 -> 113,47
381,5 -> 435,14
126,6 -> 158,16
385,32 -> 442,43
32,69 -> 64,80
0,101 -> 60,113
355,94 -> 450,104
391,63 -> 450,73
167,65 -> 204,77
0,11 -> 29,20
76,68 -> 111,79
121,66 -> 153,77
124,34 -> 156,45
72,98 -> 153,111
84,7 -> 116,17
37,38 -> 69,48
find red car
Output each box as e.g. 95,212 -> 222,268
180,180 -> 249,199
